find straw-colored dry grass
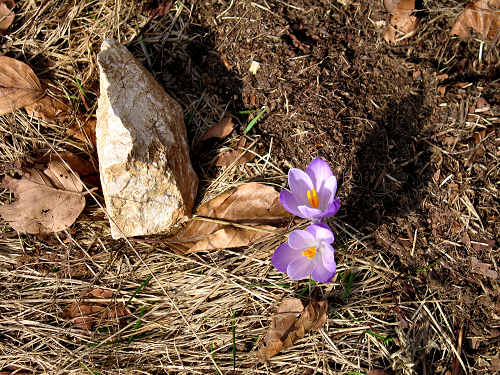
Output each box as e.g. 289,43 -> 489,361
1,0 -> 499,374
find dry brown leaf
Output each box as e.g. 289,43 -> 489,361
186,225 -> 275,253
368,370 -> 390,375
383,0 -> 419,43
437,85 -> 447,97
63,288 -> 130,330
0,56 -> 44,115
169,182 -> 291,253
145,0 -> 173,18
257,298 -> 328,361
0,161 -> 86,234
451,0 -> 500,40
66,118 -> 97,147
475,97 -> 490,112
0,0 -> 15,33
38,151 -> 99,187
471,257 -> 498,280
437,73 -> 449,81
216,137 -> 256,167
200,116 -> 234,141
24,95 -> 71,124
491,358 -> 500,372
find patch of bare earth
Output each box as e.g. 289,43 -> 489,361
0,0 -> 498,374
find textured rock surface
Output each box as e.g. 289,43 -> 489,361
96,38 -> 198,239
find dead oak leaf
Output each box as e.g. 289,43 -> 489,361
0,160 -> 86,234
200,116 -> 234,141
471,257 -> 498,280
24,94 -> 71,125
144,0 -> 173,18
216,137 -> 256,167
0,56 -> 44,115
169,182 -> 291,253
67,118 -> 97,148
0,0 -> 15,33
383,0 -> 419,43
63,288 -> 130,330
38,151 -> 99,187
258,298 -> 328,361
451,0 -> 500,40
184,225 -> 276,253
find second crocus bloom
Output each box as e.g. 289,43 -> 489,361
280,158 -> 340,221
272,223 -> 336,283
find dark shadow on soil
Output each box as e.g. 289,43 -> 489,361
342,91 -> 433,233
129,24 -> 244,174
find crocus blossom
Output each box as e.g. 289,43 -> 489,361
280,158 -> 340,221
272,223 -> 336,283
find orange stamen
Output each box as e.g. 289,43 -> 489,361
307,188 -> 319,208
302,247 -> 316,260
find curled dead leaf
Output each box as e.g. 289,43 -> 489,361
437,85 -> 447,97
62,288 -> 130,330
186,225 -> 276,253
24,95 -> 71,125
451,0 -> 500,40
144,0 -> 173,18
169,182 -> 291,253
471,256 -> 498,280
67,118 -> 97,147
0,56 -> 44,115
216,137 -> 256,167
0,161 -> 86,234
257,298 -> 328,361
200,116 -> 234,141
475,97 -> 490,112
0,0 -> 15,33
368,370 -> 390,375
383,0 -> 419,44
38,151 -> 99,187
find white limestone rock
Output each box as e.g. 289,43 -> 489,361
96,38 -> 198,239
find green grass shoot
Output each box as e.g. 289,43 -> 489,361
80,362 -> 101,375
128,305 -> 147,344
365,330 -> 394,345
297,279 -> 317,297
236,109 -> 258,115
126,275 -> 152,307
340,271 -> 355,299
244,107 -> 266,133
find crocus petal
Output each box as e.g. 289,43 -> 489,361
317,175 -> 337,208
311,259 -> 336,283
272,242 -> 300,273
280,190 -> 302,217
297,205 -> 323,219
306,158 -> 333,190
306,224 -> 334,244
320,243 -> 336,271
288,229 -> 315,249
318,198 -> 341,218
287,257 -> 315,280
288,168 -> 314,199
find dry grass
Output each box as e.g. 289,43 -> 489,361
1,0 -> 499,374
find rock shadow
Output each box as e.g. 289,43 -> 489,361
128,24 -> 244,172
341,91 -> 433,234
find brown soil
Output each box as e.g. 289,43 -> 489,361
190,1 -> 500,373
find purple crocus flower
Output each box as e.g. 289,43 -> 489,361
272,223 -> 336,283
280,158 -> 340,221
